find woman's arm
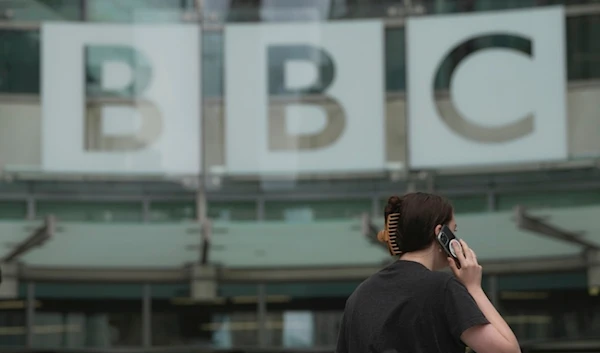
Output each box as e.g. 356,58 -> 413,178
449,240 -> 520,353
467,286 -> 520,349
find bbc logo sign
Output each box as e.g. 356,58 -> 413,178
42,24 -> 201,175
407,6 -> 567,169
40,6 -> 568,176
225,21 -> 385,175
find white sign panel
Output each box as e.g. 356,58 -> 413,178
407,6 -> 567,169
225,20 -> 385,175
42,23 -> 201,175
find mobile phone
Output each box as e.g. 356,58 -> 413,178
437,225 -> 461,269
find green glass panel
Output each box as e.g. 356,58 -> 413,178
209,201 -> 257,221
15,223 -> 196,267
265,200 -> 370,221
474,0 -> 536,11
0,201 -> 27,220
86,0 -> 193,23
203,32 -> 224,98
0,30 -> 40,94
385,27 -> 406,92
566,14 -> 600,81
149,201 -> 196,222
36,201 -> 143,222
497,189 -> 600,211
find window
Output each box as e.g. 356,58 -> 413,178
209,201 -> 257,221
36,201 -> 143,222
149,201 -> 196,222
0,201 -> 27,220
0,30 -> 40,94
567,14 -> 600,81
385,28 -> 406,92
265,199 -> 370,221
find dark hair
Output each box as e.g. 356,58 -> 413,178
378,192 -> 454,254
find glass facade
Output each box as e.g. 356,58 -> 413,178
1,274 -> 597,348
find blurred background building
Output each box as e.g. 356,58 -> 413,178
0,0 -> 599,351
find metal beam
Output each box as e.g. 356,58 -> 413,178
14,253 -> 587,284
2,216 -> 54,263
1,158 -> 600,202
19,266 -> 188,283
26,196 -> 35,220
514,206 -> 600,250
142,284 -> 152,348
257,283 -> 268,347
0,182 -> 585,203
361,213 -> 388,252
1,174 -> 600,203
25,282 -> 34,348
200,220 -> 212,265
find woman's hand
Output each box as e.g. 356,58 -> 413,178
448,239 -> 483,291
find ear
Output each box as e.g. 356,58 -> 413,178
434,224 -> 443,236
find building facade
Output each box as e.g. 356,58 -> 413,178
0,0 -> 599,350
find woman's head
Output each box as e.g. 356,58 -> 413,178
377,192 -> 455,269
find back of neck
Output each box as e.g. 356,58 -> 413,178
399,249 -> 435,271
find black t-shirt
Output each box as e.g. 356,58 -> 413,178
336,260 -> 489,353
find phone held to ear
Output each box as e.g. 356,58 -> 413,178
437,225 -> 461,269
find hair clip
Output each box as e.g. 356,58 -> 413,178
385,212 -> 401,256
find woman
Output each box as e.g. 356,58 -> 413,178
336,192 -> 520,353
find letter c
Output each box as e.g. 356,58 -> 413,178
433,34 -> 534,143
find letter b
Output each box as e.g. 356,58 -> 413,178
267,45 -> 345,151
84,45 -> 162,152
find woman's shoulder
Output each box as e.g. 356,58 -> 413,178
420,270 -> 458,292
